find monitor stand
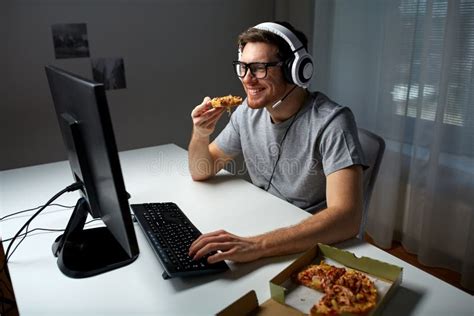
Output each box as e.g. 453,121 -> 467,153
52,197 -> 137,278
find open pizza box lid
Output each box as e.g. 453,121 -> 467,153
217,289 -> 304,316
217,243 -> 403,316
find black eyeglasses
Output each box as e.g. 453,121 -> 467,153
232,61 -> 283,79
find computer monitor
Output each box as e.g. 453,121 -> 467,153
45,65 -> 139,278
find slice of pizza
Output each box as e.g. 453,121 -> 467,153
310,285 -> 355,316
310,270 -> 378,315
335,269 -> 378,307
295,261 -> 346,292
210,95 -> 243,113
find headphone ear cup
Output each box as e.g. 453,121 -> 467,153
282,57 -> 295,84
297,55 -> 314,86
290,53 -> 314,87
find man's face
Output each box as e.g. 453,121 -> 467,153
239,42 -> 290,109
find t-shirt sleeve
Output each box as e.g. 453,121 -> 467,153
319,108 -> 367,176
213,106 -> 243,156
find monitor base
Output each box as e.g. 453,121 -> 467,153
52,198 -> 138,278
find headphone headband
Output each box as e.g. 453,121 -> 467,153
253,22 -> 305,53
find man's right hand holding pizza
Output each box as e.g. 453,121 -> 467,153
191,97 -> 226,138
188,97 -> 234,182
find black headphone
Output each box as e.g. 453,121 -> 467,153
239,22 -> 314,88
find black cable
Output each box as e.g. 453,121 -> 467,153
0,203 -> 75,222
1,228 -> 64,243
6,223 -> 30,264
0,184 -> 81,315
5,219 -> 64,264
0,182 -> 83,274
271,85 -> 298,109
265,105 -> 303,192
1,219 -> 100,243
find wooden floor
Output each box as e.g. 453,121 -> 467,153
365,234 -> 474,295
0,242 -> 19,316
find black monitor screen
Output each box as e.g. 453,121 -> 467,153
45,65 -> 139,278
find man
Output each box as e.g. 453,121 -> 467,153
188,22 -> 366,264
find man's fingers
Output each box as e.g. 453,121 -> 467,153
201,108 -> 224,122
207,248 -> 237,264
194,107 -> 224,125
189,230 -> 232,257
190,233 -> 232,255
203,110 -> 225,128
192,105 -> 212,119
188,230 -> 260,263
189,230 -> 221,252
193,241 -> 234,262
191,97 -> 213,118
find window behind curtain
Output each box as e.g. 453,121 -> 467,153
390,0 -> 474,156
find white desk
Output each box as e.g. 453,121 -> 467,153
1,144 -> 472,315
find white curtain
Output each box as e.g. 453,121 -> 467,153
313,0 -> 474,290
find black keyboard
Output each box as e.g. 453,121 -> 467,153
131,202 -> 229,279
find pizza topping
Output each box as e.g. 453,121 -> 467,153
210,95 -> 242,114
336,270 -> 378,308
295,262 -> 346,292
295,261 -> 378,315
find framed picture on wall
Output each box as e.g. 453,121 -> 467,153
51,23 -> 90,59
91,57 -> 127,90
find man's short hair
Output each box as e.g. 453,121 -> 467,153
237,21 -> 309,62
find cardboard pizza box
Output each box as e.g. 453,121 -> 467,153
217,290 -> 304,316
270,243 -> 403,315
217,243 -> 403,316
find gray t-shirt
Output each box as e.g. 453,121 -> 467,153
214,91 -> 366,211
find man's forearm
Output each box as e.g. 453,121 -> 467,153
188,130 -> 215,181
254,165 -> 364,258
255,206 -> 361,259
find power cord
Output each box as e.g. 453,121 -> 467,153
0,183 -> 82,315
1,219 -> 100,243
0,203 -> 75,222
0,182 -> 83,275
